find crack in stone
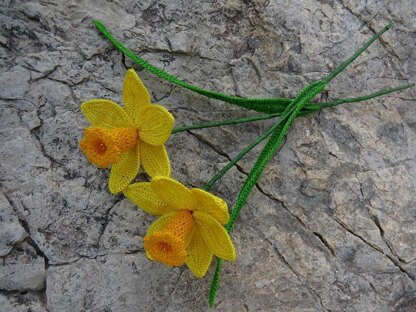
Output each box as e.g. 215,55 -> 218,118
94,198 -> 123,250
312,231 -> 336,257
0,288 -> 47,305
368,213 -> 407,263
137,45 -> 221,63
78,47 -> 115,62
331,216 -> 415,281
187,129 -> 257,183
160,268 -> 186,309
94,79 -> 118,94
152,84 -> 176,102
31,101 -> 62,167
1,192 -> 50,275
241,55 -> 263,82
21,64 -> 60,82
43,75 -> 89,88
256,183 -> 339,258
15,218 -> 50,270
5,214 -> 50,303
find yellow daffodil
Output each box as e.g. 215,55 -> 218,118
79,69 -> 174,194
124,176 -> 236,277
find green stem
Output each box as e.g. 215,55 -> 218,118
307,83 -> 415,110
172,113 -> 280,134
93,19 -> 292,113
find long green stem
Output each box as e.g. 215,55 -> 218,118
172,113 -> 279,134
308,83 -> 415,110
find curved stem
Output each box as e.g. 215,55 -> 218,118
93,19 -> 292,113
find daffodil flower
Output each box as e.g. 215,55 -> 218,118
79,69 -> 174,194
124,176 -> 236,277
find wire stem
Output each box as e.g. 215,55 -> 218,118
172,113 -> 280,134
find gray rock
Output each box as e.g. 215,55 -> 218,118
0,193 -> 28,257
0,0 -> 415,311
0,292 -> 47,312
0,242 -> 46,291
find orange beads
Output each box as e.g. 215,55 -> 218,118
144,210 -> 194,267
80,127 -> 138,168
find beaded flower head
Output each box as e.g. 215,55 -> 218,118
80,69 -> 174,193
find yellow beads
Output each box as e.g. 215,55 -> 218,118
80,127 -> 138,168
144,210 -> 194,267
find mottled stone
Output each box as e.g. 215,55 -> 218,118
0,242 -> 46,291
0,292 -> 47,312
0,193 -> 28,257
46,253 -> 180,312
0,0 -> 415,311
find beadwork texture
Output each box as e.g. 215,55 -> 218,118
124,176 -> 236,277
80,69 -> 175,193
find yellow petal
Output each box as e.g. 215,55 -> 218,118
139,105 -> 174,145
145,211 -> 179,260
108,145 -> 140,194
147,211 -> 179,235
191,189 -> 229,225
122,69 -> 151,125
151,177 -> 195,211
123,182 -> 173,215
193,211 -> 236,261
81,99 -> 133,129
140,141 -> 171,178
185,227 -> 213,278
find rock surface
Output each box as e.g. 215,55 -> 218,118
1,0 -> 415,311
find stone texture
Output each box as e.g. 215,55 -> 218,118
0,0 -> 415,311
0,242 -> 46,291
0,193 -> 28,257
